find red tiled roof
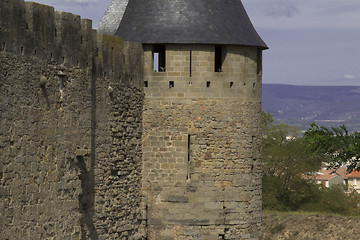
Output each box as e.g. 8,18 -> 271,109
345,170 -> 360,178
308,167 -> 347,181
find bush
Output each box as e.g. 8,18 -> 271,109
263,177 -> 360,216
300,185 -> 360,216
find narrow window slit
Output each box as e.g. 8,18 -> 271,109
144,81 -> 148,88
230,82 -> 234,88
257,48 -> 262,75
187,134 -> 191,181
215,45 -> 223,72
190,50 -> 192,77
206,81 -> 211,88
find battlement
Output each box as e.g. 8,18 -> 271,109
143,44 -> 262,100
0,0 -> 143,78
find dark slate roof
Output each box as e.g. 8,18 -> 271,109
112,0 -> 268,48
97,0 -> 129,35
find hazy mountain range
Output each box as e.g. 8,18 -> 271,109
262,84 -> 360,131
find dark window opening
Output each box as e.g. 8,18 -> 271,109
206,81 -> 211,88
187,134 -> 191,181
169,81 -> 174,88
144,81 -> 148,87
215,45 -> 224,72
80,36 -> 83,44
230,82 -> 234,88
257,48 -> 262,75
153,45 -> 166,72
190,50 -> 192,77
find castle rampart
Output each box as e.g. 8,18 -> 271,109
0,0 -> 144,239
1,0 -> 266,239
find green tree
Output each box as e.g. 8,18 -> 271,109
262,114 -> 360,215
261,112 -> 323,210
304,123 -> 360,172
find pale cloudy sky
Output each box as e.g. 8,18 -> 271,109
28,0 -> 360,86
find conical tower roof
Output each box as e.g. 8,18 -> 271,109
99,0 -> 267,49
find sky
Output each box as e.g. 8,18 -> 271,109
28,0 -> 360,86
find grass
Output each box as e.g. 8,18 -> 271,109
262,209 -> 360,218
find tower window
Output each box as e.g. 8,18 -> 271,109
206,81 -> 211,88
153,44 -> 166,72
169,81 -> 174,88
215,45 -> 224,72
257,48 -> 262,75
190,50 -> 192,77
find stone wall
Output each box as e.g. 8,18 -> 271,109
0,1 -> 264,239
142,45 -> 263,239
0,0 -> 144,239
143,44 -> 261,99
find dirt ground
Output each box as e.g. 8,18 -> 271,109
263,211 -> 360,240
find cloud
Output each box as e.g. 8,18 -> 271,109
344,74 -> 357,80
30,0 -> 99,6
264,4 -> 299,18
73,0 -> 99,3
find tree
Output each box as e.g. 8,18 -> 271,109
261,112 -> 324,210
304,123 -> 360,172
262,112 -> 323,180
262,115 -> 360,214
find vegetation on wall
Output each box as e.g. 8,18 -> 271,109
261,112 -> 360,216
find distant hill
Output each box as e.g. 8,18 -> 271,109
262,84 -> 360,131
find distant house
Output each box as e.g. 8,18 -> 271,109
308,166 -> 360,193
311,167 -> 346,188
345,170 -> 360,193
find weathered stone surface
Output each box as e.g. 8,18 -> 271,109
1,1 -> 264,240
142,44 -> 263,239
0,0 -> 144,239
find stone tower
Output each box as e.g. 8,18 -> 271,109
99,0 -> 268,239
